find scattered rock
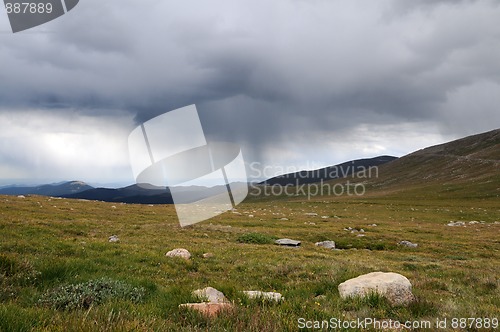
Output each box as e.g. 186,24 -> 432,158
111,205 -> 116,209
179,303 -> 233,317
315,241 -> 336,249
166,248 -> 191,260
398,240 -> 418,248
304,213 -> 318,216
369,224 -> 377,227
321,216 -> 329,219
338,272 -> 414,306
17,195 -> 25,198
447,221 -> 466,227
202,253 -> 214,258
356,234 -> 365,237
108,235 -> 119,243
242,291 -> 283,302
280,218 -> 289,221
179,287 -> 233,317
248,215 -> 254,218
193,287 -> 229,303
275,238 -> 301,247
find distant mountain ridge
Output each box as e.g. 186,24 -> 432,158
62,184 -> 174,204
0,181 -> 93,196
261,155 -> 397,186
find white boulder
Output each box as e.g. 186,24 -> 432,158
338,272 -> 414,306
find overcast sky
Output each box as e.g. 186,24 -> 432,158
1,0 -> 499,186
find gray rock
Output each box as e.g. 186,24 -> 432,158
447,221 -> 466,227
315,241 -> 336,249
398,240 -> 418,248
338,272 -> 414,306
193,287 -> 229,303
275,238 -> 301,247
108,235 -> 119,243
242,291 -> 283,302
165,248 -> 191,260
304,213 -> 318,216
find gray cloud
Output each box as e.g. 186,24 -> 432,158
0,0 -> 499,183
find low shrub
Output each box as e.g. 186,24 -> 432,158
38,277 -> 146,310
236,232 -> 277,244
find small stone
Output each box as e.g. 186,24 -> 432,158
447,221 -> 466,227
275,238 -> 301,247
166,248 -> 191,260
17,195 -> 25,198
321,216 -> 329,219
304,213 -> 318,216
398,240 -> 418,248
108,235 -> 119,243
248,215 -> 254,218
111,205 -> 116,209
202,253 -> 214,258
315,241 -> 336,249
280,218 -> 289,221
243,291 -> 283,302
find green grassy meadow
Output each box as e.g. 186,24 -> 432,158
1,189 -> 498,331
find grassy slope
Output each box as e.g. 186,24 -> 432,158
364,129 -> 500,199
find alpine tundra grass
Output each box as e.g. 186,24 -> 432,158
0,191 -> 498,331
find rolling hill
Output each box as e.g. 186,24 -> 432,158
363,128 -> 500,198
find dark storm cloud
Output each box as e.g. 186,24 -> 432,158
1,0 -> 499,164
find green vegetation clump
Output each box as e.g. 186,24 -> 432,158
38,277 -> 146,310
236,232 -> 277,244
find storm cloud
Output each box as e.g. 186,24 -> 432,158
0,0 -> 499,184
